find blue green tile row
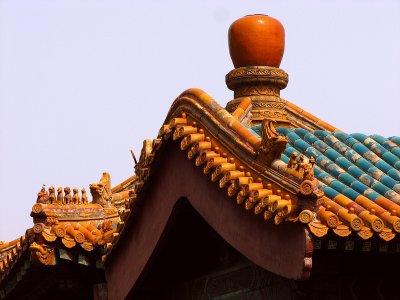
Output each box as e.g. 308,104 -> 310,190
251,125 -> 400,205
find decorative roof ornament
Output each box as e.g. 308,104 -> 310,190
225,14 -> 292,127
257,120 -> 288,165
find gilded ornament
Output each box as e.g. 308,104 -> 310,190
299,210 -> 314,224
256,120 -> 287,165
32,203 -> 43,214
33,223 -> 44,234
62,236 -> 76,248
263,210 -> 273,220
72,188 -> 80,204
332,224 -> 351,237
64,187 -> 72,204
357,227 -> 373,240
42,230 -> 57,242
48,186 -> 56,204
81,188 -> 88,204
350,217 -> 363,231
308,221 -> 329,237
90,172 -> 113,208
29,242 -> 55,266
56,187 -> 64,204
378,228 -> 395,242
36,185 -> 49,204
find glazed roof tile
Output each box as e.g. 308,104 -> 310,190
268,127 -> 400,239
274,128 -> 400,202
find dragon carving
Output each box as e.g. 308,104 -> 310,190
29,242 -> 55,266
90,172 -> 113,207
257,119 -> 288,165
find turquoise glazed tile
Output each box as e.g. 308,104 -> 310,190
326,163 -> 344,177
342,136 -> 359,148
375,160 -> 392,173
347,165 -> 364,179
287,132 -> 300,143
370,181 -> 390,196
351,133 -> 368,142
389,136 -> 400,146
294,139 -> 310,152
352,142 -> 369,156
350,181 -> 369,194
382,152 -> 399,166
330,180 -> 348,193
314,130 -> 329,140
338,173 -> 356,186
379,174 -> 398,188
276,127 -> 399,207
333,141 -> 349,155
323,186 -> 340,198
342,188 -> 359,200
344,149 -> 362,163
363,189 -> 381,201
387,169 -> 400,181
336,157 -> 353,170
304,132 -> 319,144
305,147 -> 322,159
313,140 -> 329,153
354,157 -> 373,170
294,128 -> 309,138
367,166 -> 384,181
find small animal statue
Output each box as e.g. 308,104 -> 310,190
287,152 -> 298,169
64,187 -> 72,204
72,187 -> 80,204
56,187 -> 64,204
303,157 -> 316,181
90,172 -> 112,207
296,155 -> 306,172
81,187 -> 88,204
36,185 -> 49,204
48,186 -> 56,204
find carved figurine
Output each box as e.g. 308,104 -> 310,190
56,187 -> 64,204
90,172 -> 112,207
287,152 -> 298,169
48,186 -> 56,204
257,120 -> 287,165
296,155 -> 305,172
303,157 -> 315,181
99,220 -> 113,233
29,242 -> 55,266
135,140 -> 153,177
36,185 -> 49,204
64,187 -> 72,204
72,187 -> 80,204
81,187 -> 88,204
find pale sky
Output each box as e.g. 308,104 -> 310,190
0,0 -> 399,241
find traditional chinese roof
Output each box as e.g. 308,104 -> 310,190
1,13 -> 399,297
0,233 -> 33,286
267,127 -> 400,241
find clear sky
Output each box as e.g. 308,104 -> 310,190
0,0 -> 399,241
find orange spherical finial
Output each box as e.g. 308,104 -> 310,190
228,14 -> 285,68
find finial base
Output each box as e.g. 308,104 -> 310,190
225,66 -> 290,125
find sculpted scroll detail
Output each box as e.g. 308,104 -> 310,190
29,242 -> 55,266
234,86 -> 280,98
227,67 -> 288,79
